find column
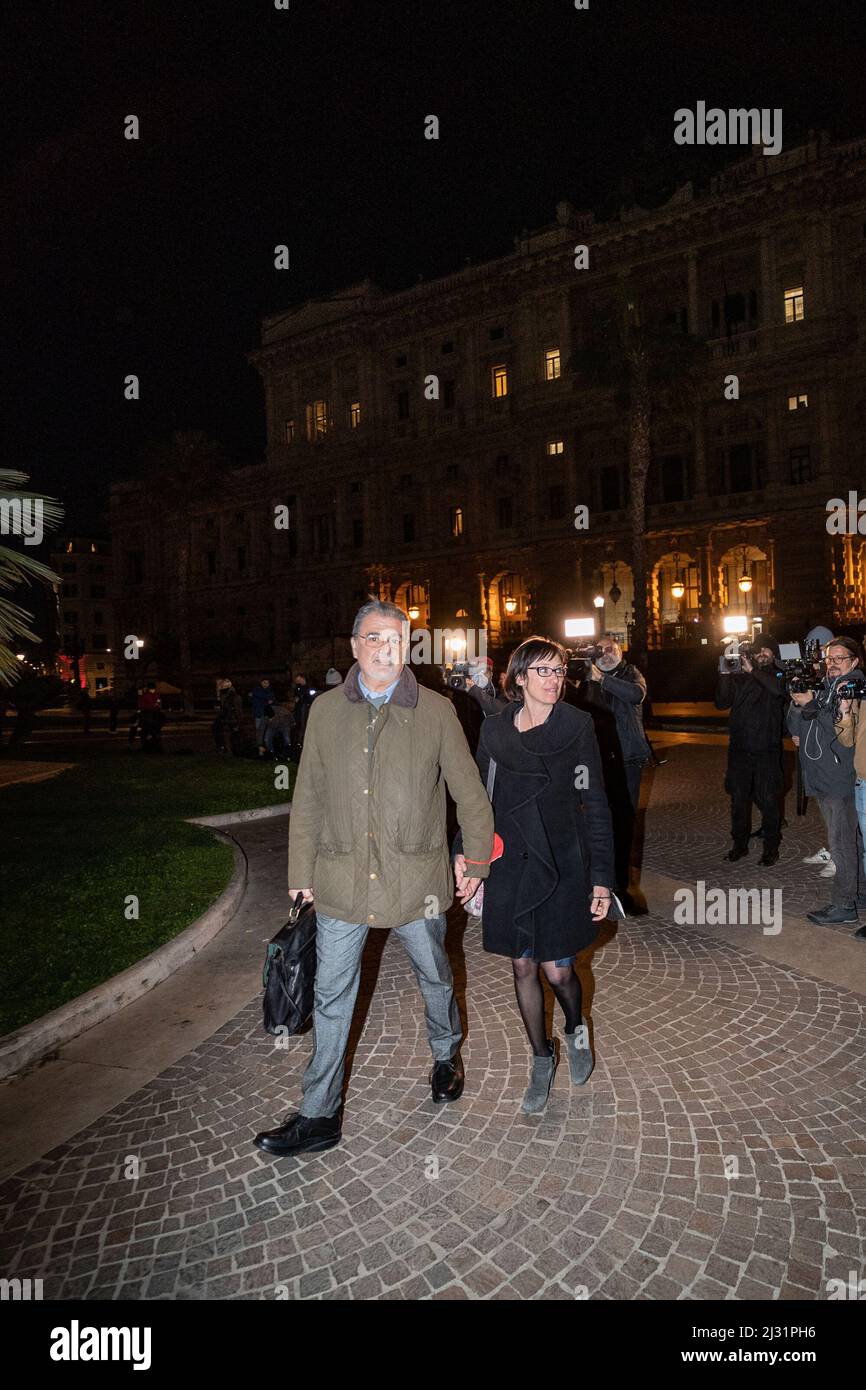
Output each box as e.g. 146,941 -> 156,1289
759,232 -> 777,330
687,251 -> 700,336
692,405 -> 707,497
764,390 -> 782,487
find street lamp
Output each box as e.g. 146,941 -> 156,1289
593,594 -> 605,609
503,595 -> 517,615
408,605 -> 420,621
737,546 -> 753,594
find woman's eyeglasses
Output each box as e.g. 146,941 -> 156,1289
528,665 -> 565,679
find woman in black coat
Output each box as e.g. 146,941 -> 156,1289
455,637 -> 616,1114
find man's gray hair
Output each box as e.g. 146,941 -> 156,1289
351,598 -> 410,638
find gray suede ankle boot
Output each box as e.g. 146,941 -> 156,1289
563,1017 -> 594,1085
521,1040 -> 557,1113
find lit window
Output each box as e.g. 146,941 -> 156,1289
787,393 -> 808,411
285,419 -> 295,444
547,439 -> 564,456
784,286 -> 804,323
544,348 -> 561,381
450,506 -> 464,537
350,401 -> 361,428
305,400 -> 329,439
491,365 -> 508,398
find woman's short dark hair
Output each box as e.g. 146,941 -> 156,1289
828,635 -> 864,667
504,636 -> 568,701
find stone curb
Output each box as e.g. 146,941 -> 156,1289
0,831 -> 249,1081
188,802 -> 290,828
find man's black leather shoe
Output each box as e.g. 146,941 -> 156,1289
254,1111 -> 341,1156
431,1056 -> 464,1103
759,848 -> 779,866
723,846 -> 749,862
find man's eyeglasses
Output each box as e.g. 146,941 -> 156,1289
357,632 -> 404,648
528,665 -> 565,679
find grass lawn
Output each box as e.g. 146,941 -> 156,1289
0,752 -> 293,1035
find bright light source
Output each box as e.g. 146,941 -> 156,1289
671,578 -> 685,600
593,594 -> 605,609
564,617 -> 595,638
723,615 -> 749,635
16,653 -> 26,660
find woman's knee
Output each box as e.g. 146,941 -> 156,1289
511,957 -> 537,980
541,962 -> 573,987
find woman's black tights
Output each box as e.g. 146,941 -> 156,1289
512,958 -> 582,1057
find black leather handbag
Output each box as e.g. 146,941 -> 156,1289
262,892 -> 317,1035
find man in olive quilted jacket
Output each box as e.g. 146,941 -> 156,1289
254,599 -> 495,1158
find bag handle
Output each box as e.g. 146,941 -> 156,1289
288,891 -> 308,925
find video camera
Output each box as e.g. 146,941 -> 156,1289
778,639 -> 826,697
721,639 -> 754,672
564,643 -> 603,682
446,662 -> 472,691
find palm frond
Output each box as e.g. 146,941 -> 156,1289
0,594 -> 40,685
0,546 -> 61,589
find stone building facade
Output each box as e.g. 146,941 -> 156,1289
111,132 -> 866,689
50,536 -> 116,695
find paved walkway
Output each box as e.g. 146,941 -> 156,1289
0,760 -> 74,788
1,741 -> 864,1300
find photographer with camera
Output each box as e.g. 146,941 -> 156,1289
715,639 -> 786,865
833,645 -> 866,939
788,635 -> 866,926
464,657 -> 510,718
577,634 -> 649,902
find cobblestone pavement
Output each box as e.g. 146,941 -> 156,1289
641,743 -> 864,937
1,744 -> 864,1300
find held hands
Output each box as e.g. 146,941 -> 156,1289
590,886 -> 611,921
790,691 -> 815,707
453,853 -> 481,904
288,887 -> 313,905
740,655 -> 753,674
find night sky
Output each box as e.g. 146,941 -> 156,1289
4,0 -> 866,537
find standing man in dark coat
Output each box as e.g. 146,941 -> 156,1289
715,637 -> 787,865
213,677 -> 243,755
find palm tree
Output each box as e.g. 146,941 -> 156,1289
135,432 -> 229,714
0,470 -> 64,685
572,283 -> 702,669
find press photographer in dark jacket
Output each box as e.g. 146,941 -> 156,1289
788,636 -> 866,925
715,638 -> 786,865
578,634 -> 649,898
